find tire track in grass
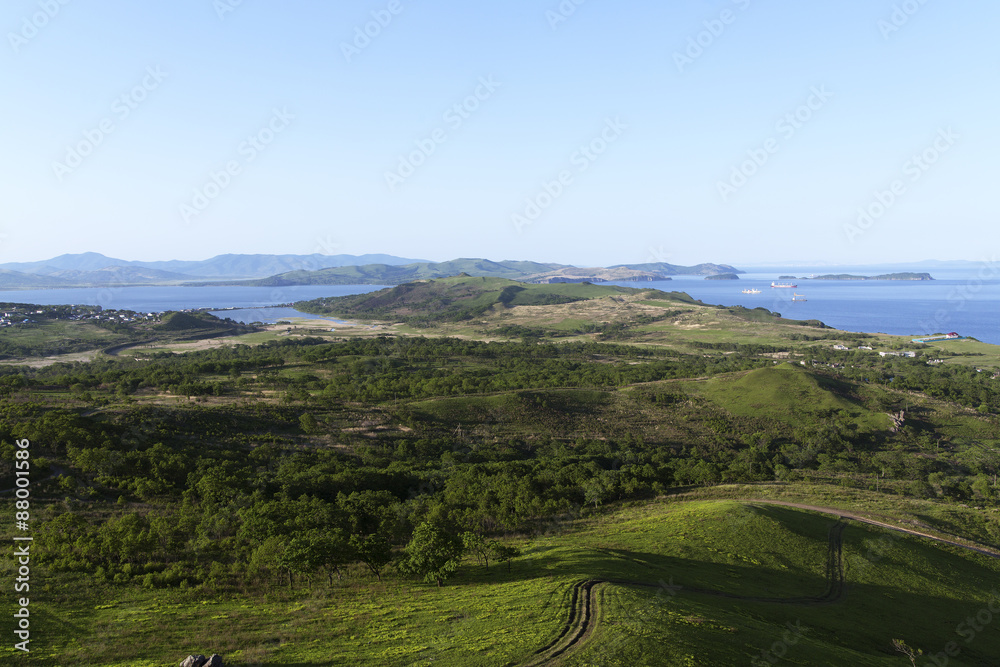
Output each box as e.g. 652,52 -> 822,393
523,500 -> 1000,666
521,579 -> 603,667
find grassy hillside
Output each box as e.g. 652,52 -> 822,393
690,363 -> 886,430
0,268 -> 72,288
3,280 -> 999,665
156,311 -> 236,332
293,276 -> 825,335
13,499 -> 998,666
295,275 -> 647,323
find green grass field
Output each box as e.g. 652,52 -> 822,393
687,363 -> 888,431
11,497 -> 998,666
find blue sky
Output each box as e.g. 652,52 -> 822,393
3,0 -> 997,267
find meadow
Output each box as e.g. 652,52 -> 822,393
1,278 -> 998,665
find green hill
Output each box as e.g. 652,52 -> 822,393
692,363 -> 885,430
0,269 -> 72,289
156,311 -> 240,333
38,498 -> 1000,666
295,275 -> 647,322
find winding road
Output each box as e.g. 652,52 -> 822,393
521,500 -> 1000,666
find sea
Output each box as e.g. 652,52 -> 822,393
610,268 -> 999,344
0,268 -> 996,344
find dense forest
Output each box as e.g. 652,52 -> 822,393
2,333 -> 998,594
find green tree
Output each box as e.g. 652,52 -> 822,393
401,520 -> 465,587
489,541 -> 521,573
350,533 -> 393,582
462,531 -> 489,569
249,536 -> 288,588
299,412 -> 320,435
312,529 -> 355,584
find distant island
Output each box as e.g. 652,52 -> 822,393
235,259 -> 742,287
0,253 -> 742,289
705,273 -> 739,280
808,273 -> 933,281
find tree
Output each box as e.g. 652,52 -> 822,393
489,541 -> 521,573
349,533 -> 393,582
279,537 -> 315,589
299,412 -> 320,435
312,529 -> 355,584
892,638 -> 922,666
249,536 -> 287,588
400,520 -> 465,587
462,531 -> 489,569
583,481 -> 605,509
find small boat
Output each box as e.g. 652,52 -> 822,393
741,288 -> 762,294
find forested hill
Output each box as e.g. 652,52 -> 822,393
295,275 -> 657,322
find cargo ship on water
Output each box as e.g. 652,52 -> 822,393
771,281 -> 797,288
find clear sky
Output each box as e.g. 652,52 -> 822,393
3,0 -> 997,267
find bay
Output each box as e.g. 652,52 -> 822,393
0,269 -> 996,344
0,284 -> 386,313
209,307 -> 356,325
612,267 -> 1000,345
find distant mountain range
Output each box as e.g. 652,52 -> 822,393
0,253 -> 742,289
0,252 -> 427,281
240,259 -> 744,287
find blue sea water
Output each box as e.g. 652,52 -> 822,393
0,269 -> 996,344
0,284 -> 385,313
611,268 -> 1000,344
209,307 -> 356,325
